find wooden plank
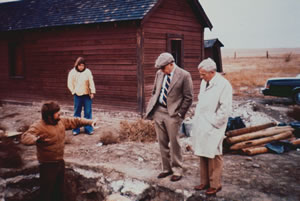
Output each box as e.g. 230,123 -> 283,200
5,131 -> 22,137
136,27 -> 145,115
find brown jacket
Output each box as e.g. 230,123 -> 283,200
145,66 -> 193,119
21,117 -> 93,163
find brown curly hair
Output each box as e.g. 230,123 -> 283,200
41,101 -> 60,125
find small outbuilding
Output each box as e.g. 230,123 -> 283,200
0,0 -> 212,114
204,38 -> 224,73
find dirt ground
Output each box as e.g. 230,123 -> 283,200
1,55 -> 300,201
1,94 -> 300,200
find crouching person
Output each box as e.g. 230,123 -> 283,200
21,101 -> 97,201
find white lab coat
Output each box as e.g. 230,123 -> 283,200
191,73 -> 232,158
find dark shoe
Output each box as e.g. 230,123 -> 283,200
157,171 -> 173,179
194,184 -> 209,191
170,175 -> 182,182
205,187 -> 222,195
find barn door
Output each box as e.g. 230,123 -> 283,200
8,41 -> 25,78
167,34 -> 184,68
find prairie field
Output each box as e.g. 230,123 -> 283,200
222,51 -> 300,98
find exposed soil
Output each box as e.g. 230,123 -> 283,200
1,95 -> 300,201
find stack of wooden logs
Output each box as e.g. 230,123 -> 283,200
225,122 -> 300,155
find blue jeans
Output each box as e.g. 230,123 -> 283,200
73,94 -> 93,134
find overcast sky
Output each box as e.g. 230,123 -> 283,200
200,0 -> 300,49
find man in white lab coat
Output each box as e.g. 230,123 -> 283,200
191,58 -> 232,195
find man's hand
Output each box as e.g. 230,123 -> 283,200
90,94 -> 94,99
35,135 -> 41,143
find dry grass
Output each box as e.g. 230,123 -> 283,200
223,54 -> 300,97
99,129 -> 120,145
119,119 -> 156,143
97,119 -> 156,145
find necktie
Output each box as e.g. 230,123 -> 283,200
206,81 -> 210,88
162,74 -> 171,106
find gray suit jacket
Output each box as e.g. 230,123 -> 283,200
145,66 -> 193,119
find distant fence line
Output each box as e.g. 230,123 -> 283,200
222,49 -> 300,58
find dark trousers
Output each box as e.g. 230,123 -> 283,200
39,160 -> 65,201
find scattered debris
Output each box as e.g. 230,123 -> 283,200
0,136 -> 23,168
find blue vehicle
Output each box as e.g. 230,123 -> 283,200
261,74 -> 300,104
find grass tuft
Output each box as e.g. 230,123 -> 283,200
119,119 -> 156,143
99,129 -> 120,145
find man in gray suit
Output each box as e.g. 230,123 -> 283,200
145,52 -> 193,182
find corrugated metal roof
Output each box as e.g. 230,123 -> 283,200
0,0 -> 158,31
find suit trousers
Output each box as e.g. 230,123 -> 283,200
199,155 -> 223,188
153,105 -> 183,175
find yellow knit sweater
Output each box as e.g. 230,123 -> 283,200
67,68 -> 96,96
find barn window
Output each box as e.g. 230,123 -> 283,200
8,41 -> 25,78
167,34 -> 184,68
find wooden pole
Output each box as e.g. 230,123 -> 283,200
291,138 -> 300,145
230,131 -> 293,150
242,137 -> 299,155
226,122 -> 277,137
226,126 -> 294,144
5,131 -> 22,137
242,146 -> 268,156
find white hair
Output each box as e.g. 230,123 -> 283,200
197,58 -> 217,72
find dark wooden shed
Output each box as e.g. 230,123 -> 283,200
0,0 -> 212,115
204,38 -> 224,73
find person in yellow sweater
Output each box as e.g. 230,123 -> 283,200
21,101 -> 97,201
67,57 -> 96,135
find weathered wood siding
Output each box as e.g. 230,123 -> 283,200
0,22 -> 139,111
0,0 -> 208,113
142,0 -> 204,106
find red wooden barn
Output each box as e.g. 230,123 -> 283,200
204,38 -> 224,73
0,0 -> 212,115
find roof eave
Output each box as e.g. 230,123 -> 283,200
189,0 -> 213,30
140,0 -> 162,26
